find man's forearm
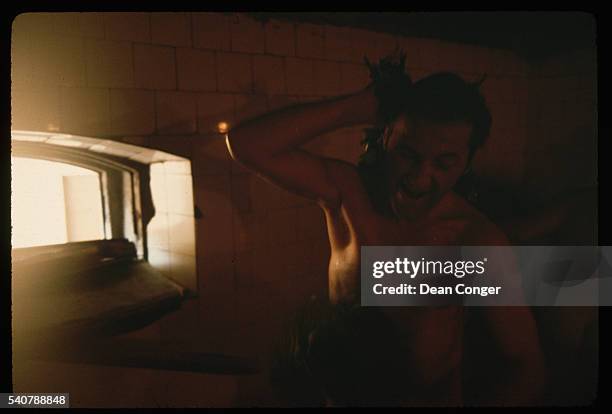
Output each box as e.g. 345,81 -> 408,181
226,88 -> 377,162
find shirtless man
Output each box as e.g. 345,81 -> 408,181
225,65 -> 545,406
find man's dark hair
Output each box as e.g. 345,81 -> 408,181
402,72 -> 492,160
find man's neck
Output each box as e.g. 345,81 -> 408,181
397,191 -> 462,225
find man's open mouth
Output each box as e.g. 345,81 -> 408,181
397,180 -> 429,200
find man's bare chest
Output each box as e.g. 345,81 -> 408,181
343,210 -> 471,247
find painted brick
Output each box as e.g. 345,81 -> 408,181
350,28 -> 378,64
151,12 -> 191,47
134,44 -> 176,90
166,174 -> 195,216
268,208 -> 298,245
12,13 -> 55,39
324,24 -> 353,62
264,19 -> 295,56
110,88 -> 155,136
313,59 -> 341,97
339,62 -> 370,94
53,12 -> 81,37
29,34 -> 86,87
285,57 -> 314,96
253,55 -> 286,95
230,174 -> 252,213
104,12 -> 150,42
79,13 -> 105,38
85,39 -> 133,88
11,86 -> 61,132
192,12 -> 231,51
156,90 -> 198,134
194,174 -> 234,262
59,86 -> 111,136
230,13 -> 265,54
176,47 -> 216,91
296,23 -> 325,59
296,204 -> 326,241
216,52 -> 252,93
233,210 -> 270,252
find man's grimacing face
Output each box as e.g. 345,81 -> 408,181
384,114 -> 473,220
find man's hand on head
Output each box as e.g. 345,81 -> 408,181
365,50 -> 413,126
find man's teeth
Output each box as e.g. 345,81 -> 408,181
399,184 -> 427,200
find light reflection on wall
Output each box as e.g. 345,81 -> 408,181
11,157 -> 105,248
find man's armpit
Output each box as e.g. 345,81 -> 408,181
323,159 -> 375,215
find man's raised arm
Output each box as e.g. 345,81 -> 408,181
225,88 -> 377,209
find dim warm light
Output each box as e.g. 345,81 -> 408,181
217,121 -> 229,134
47,123 -> 59,132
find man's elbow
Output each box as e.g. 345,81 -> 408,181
225,133 -> 261,168
225,133 -> 247,163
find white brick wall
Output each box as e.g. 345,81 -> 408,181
230,14 -> 265,54
194,174 -> 234,262
103,12 -> 150,42
313,60 -> 342,97
79,13 -> 105,38
59,86 -> 111,136
216,52 -> 252,93
176,48 -> 216,91
192,12 -> 231,51
11,86 -> 61,131
134,44 -> 176,90
252,55 -> 286,95
151,12 -> 192,47
32,34 -> 86,87
155,90 -> 198,134
264,19 -> 295,56
109,88 -> 155,135
285,57 -> 314,95
324,25 -> 352,62
296,23 -> 326,60
339,62 -> 370,94
85,39 -> 134,88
